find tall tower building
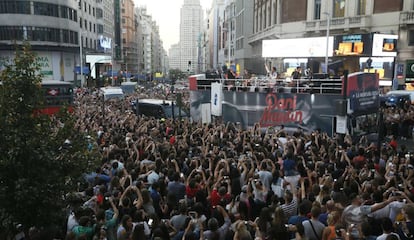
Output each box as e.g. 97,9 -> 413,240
179,0 -> 204,73
121,0 -> 137,75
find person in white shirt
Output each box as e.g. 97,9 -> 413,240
376,217 -> 401,240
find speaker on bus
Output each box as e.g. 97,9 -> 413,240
336,100 -> 347,116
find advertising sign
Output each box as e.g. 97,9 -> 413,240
98,36 -> 112,52
211,83 -> 223,116
334,34 -> 372,56
406,60 -> 414,83
372,34 -> 398,57
190,91 -> 339,134
36,53 -> 53,80
344,72 -> 379,111
262,37 -> 334,58
336,116 -> 347,134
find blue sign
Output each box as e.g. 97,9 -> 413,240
74,66 -> 90,75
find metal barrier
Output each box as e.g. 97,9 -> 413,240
194,77 -> 343,94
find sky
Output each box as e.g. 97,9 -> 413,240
134,0 -> 213,51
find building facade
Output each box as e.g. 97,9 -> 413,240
178,0 -> 204,72
169,43 -> 181,70
206,0 -> 226,71
0,0 -> 80,82
121,0 -> 138,75
138,7 -> 153,75
244,0 -> 414,86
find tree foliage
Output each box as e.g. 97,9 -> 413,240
0,44 -> 100,238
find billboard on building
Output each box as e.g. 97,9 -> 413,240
36,53 -> 53,80
334,33 -> 372,56
372,34 -> 398,57
262,37 -> 334,58
406,60 -> 414,83
97,36 -> 112,52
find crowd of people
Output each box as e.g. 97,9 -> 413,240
63,86 -> 414,240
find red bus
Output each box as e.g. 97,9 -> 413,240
40,81 -> 74,115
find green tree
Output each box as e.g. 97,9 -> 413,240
0,44 -> 100,238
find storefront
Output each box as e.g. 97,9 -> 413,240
0,50 -> 77,82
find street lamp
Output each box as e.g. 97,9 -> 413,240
323,12 -> 330,75
78,7 -> 84,87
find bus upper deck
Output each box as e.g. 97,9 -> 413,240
188,74 -> 343,94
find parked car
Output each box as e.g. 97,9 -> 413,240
386,90 -> 414,104
384,93 -> 411,108
100,87 -> 124,101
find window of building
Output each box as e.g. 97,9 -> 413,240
79,17 -> 83,28
96,8 -> 103,18
409,30 -> 414,46
332,0 -> 345,18
62,29 -> 69,43
61,6 -> 69,19
34,2 -> 59,17
357,0 -> 366,15
0,1 -> 30,14
97,24 -> 104,34
73,9 -> 77,22
93,7 -> 95,17
267,2 -> 271,28
70,31 -> 78,44
0,26 -> 22,41
315,0 -> 321,19
28,27 -> 60,42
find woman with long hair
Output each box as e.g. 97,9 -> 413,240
268,207 -> 290,240
322,212 -> 340,240
117,215 -> 133,240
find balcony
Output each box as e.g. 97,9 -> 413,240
248,25 -> 282,44
304,15 -> 371,32
400,11 -> 414,26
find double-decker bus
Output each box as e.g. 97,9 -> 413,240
188,72 -> 380,139
40,81 -> 74,115
0,80 -> 74,115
